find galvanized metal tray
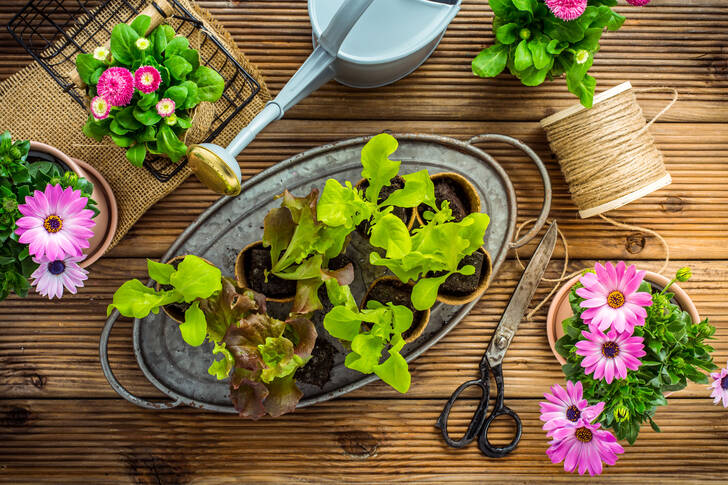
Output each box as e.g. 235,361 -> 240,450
100,133 -> 551,412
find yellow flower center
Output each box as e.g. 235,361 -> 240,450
43,215 -> 63,233
575,427 -> 593,443
607,290 -> 625,309
141,73 -> 154,85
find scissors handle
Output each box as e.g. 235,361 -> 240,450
476,364 -> 523,458
435,378 -> 490,448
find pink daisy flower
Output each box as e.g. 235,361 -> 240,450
544,0 -> 587,21
626,0 -> 650,5
575,328 -> 645,384
540,381 -> 605,436
577,262 -> 653,334
156,98 -> 176,117
547,418 -> 624,476
134,66 -> 161,94
30,255 -> 88,299
96,67 -> 134,107
90,96 -> 110,120
709,360 -> 728,407
15,184 -> 96,261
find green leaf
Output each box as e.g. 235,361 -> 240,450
165,37 -> 190,58
576,28 -> 603,52
156,124 -> 187,162
318,179 -> 371,228
111,134 -> 134,148
369,213 -> 412,259
472,44 -> 508,78
151,25 -> 168,60
147,259 -> 175,285
116,106 -> 143,131
528,37 -> 551,70
360,133 -> 401,203
323,305 -> 364,341
179,301 -> 207,346
82,116 -> 110,141
130,15 -> 151,37
179,80 -> 201,109
207,342 -> 234,380
137,92 -> 158,111
513,40 -> 533,71
107,279 -> 180,318
567,73 -> 596,108
607,11 -> 626,31
544,16 -> 587,43
411,273 -> 449,311
374,347 -> 411,393
76,54 -> 105,85
496,23 -> 520,45
164,55 -> 193,81
164,85 -> 188,106
262,207 -> 295,266
546,39 -> 569,55
518,63 -> 552,86
168,254 -> 222,302
133,107 -> 162,126
382,169 -> 436,209
190,65 -> 225,102
110,23 -> 140,65
488,0 -> 515,18
512,0 -> 534,14
258,336 -> 305,383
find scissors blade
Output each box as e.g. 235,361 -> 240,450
485,222 -> 558,367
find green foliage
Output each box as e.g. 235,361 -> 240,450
324,300 -> 413,393
472,0 -> 629,107
555,269 -> 717,444
0,131 -> 98,302
78,15 -> 225,165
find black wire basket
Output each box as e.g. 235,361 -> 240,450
8,0 -> 261,182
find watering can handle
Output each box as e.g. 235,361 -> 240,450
467,134 -> 552,249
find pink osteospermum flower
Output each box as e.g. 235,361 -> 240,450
545,0 -> 587,21
30,255 -> 88,299
90,96 -> 110,120
540,381 -> 605,436
96,67 -> 134,107
156,98 -> 176,117
626,0 -> 650,5
15,184 -> 96,261
134,66 -> 161,94
709,361 -> 728,407
575,328 -> 646,384
577,261 -> 653,334
547,418 -> 624,476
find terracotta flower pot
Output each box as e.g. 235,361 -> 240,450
361,275 -> 431,343
546,270 -> 701,365
235,240 -> 295,303
28,142 -> 117,268
415,171 -> 482,226
435,247 -> 493,306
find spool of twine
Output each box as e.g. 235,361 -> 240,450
521,82 -> 678,319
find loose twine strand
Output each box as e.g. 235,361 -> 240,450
522,86 -> 677,320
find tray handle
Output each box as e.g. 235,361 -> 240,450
100,310 -> 183,410
467,134 -> 551,249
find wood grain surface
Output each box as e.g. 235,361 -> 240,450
1,0 -> 727,483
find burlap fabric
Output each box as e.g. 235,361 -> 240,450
0,0 -> 271,248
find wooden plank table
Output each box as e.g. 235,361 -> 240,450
1,1 -> 727,482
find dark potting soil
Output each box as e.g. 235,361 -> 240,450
366,280 -> 425,341
244,247 -> 296,298
437,250 -> 485,296
295,337 -> 337,388
418,177 -> 470,222
317,254 -> 354,314
357,176 -> 409,235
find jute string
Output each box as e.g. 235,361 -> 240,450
523,86 -> 678,319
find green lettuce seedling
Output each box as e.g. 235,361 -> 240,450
324,300 -> 414,393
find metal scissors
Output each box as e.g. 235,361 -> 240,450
436,222 -> 558,458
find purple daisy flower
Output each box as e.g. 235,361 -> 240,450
90,96 -> 110,120
134,66 -> 161,94
547,418 -> 624,476
15,184 -> 95,261
575,328 -> 646,384
544,0 -> 587,21
30,255 -> 88,299
709,360 -> 728,407
577,261 -> 653,334
156,98 -> 176,117
97,67 -> 134,107
540,381 -> 605,436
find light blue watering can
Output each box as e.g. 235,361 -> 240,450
187,0 -> 461,195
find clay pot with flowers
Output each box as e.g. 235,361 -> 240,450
75,14 -> 225,167
537,262 -> 717,477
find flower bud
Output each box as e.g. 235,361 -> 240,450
165,114 -> 178,126
49,176 -> 62,186
575,50 -> 590,64
519,28 -> 531,40
62,171 -> 78,187
1,197 -> 17,213
93,46 -> 109,62
613,405 -> 629,423
135,37 -> 150,51
8,146 -> 21,160
676,267 -> 692,282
